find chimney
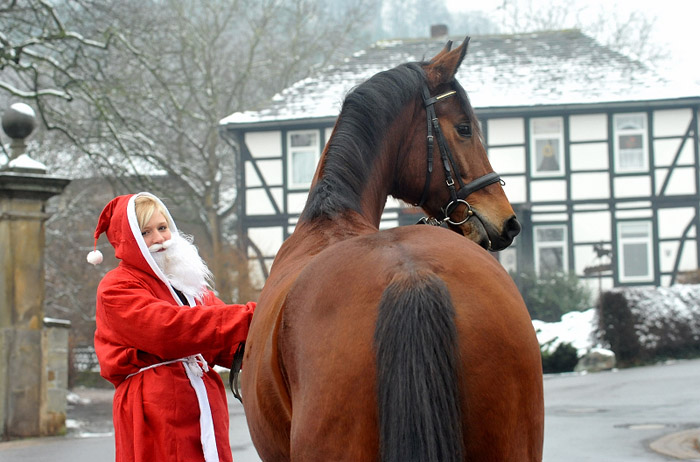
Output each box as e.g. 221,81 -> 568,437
431,24 -> 448,38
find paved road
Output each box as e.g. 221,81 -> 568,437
543,358 -> 700,461
1,358 -> 699,461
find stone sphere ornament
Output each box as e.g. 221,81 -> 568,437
2,103 -> 37,140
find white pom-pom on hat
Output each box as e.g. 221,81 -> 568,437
87,249 -> 103,265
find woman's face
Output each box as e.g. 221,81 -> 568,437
141,210 -> 172,249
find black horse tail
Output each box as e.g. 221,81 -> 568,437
229,341 -> 245,403
374,271 -> 464,462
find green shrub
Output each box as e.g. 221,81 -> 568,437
511,270 -> 591,322
541,342 -> 579,374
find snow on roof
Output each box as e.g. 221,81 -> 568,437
220,30 -> 700,127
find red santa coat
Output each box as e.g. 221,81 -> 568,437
93,193 -> 255,462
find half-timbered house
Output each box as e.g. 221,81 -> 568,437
219,29 -> 700,292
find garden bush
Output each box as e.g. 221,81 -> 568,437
541,342 -> 579,374
511,270 -> 592,322
598,285 -> 700,366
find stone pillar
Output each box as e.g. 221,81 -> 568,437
41,318 -> 71,435
0,103 -> 70,438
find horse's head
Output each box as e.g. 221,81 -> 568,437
396,37 -> 520,251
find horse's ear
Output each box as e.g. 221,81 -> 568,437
425,36 -> 470,88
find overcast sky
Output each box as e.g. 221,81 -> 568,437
445,0 -> 698,77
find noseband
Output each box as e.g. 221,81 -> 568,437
417,83 -> 502,226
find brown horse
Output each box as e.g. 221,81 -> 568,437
238,37 -> 544,461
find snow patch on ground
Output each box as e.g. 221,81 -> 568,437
533,308 -> 599,355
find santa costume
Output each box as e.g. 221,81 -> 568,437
90,192 -> 255,462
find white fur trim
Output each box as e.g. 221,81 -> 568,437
127,193 -> 187,306
183,358 -> 219,462
87,250 -> 103,265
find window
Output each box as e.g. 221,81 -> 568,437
530,117 -> 564,176
617,221 -> 653,282
534,225 -> 568,274
614,113 -> 648,172
287,130 -> 319,188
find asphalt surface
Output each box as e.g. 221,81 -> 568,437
1,358 -> 699,461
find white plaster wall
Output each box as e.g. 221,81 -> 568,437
531,213 -> 569,222
571,172 -> 609,200
654,108 -> 692,137
570,143 -> 609,171
530,179 -> 567,202
615,209 -> 653,219
655,167 -> 697,195
532,204 -> 567,212
248,226 -> 285,257
246,187 -> 284,215
616,200 -> 652,210
660,240 -> 697,273
574,244 -> 599,275
658,207 -> 696,239
245,131 -> 281,158
488,146 -> 526,174
287,192 -> 310,214
614,176 -> 651,198
487,118 -> 524,145
245,159 -> 283,187
385,197 -> 403,209
379,219 -> 399,230
501,175 -> 527,204
572,211 -> 611,242
569,114 -> 607,142
654,138 -> 695,167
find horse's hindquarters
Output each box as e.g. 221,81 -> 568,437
275,226 -> 543,461
453,281 -> 545,460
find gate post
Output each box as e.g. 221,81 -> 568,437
0,103 -> 70,438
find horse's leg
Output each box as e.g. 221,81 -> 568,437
449,270 -> 545,461
284,315 -> 381,461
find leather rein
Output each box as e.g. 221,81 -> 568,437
416,83 -> 503,226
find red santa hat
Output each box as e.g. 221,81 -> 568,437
86,195 -> 128,265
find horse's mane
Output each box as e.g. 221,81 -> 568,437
301,62 -> 427,221
300,57 -> 480,222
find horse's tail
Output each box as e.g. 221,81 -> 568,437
374,271 -> 464,462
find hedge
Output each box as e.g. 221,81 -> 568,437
598,285 -> 700,366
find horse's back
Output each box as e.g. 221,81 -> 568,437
278,225 -> 543,461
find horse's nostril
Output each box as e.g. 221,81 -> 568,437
506,216 -> 521,240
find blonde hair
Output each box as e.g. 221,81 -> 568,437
134,195 -> 170,231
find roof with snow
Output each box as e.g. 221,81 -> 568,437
220,29 -> 700,127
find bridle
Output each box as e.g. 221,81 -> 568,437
417,82 -> 503,226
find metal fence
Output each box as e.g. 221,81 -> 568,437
72,345 -> 100,373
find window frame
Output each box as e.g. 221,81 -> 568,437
286,129 -> 320,189
533,224 -> 568,275
613,113 -> 649,173
529,117 -> 565,177
617,220 -> 654,283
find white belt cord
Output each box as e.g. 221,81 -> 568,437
126,354 -> 219,462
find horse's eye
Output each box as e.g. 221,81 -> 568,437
456,123 -> 472,138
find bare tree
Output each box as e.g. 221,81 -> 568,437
494,0 -> 667,66
378,0 -> 451,39
1,0 -> 379,304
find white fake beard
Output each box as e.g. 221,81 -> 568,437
149,233 -> 213,302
